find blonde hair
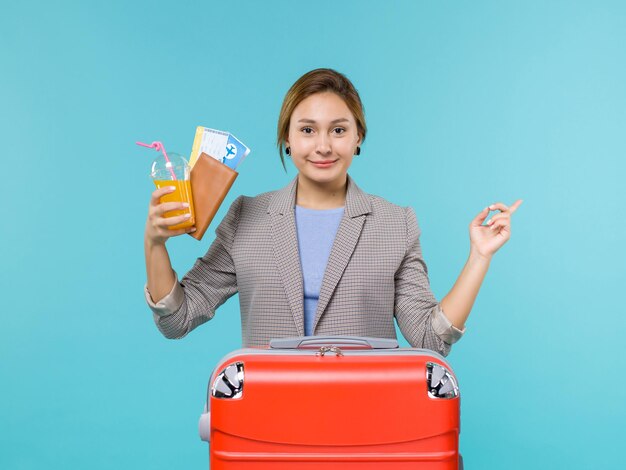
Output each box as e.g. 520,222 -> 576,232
276,68 -> 367,169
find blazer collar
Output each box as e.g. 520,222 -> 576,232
268,173 -> 371,336
267,174 -> 372,217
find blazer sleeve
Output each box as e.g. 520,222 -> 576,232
394,207 -> 464,356
145,196 -> 243,339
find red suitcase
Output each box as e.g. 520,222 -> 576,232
199,336 -> 461,469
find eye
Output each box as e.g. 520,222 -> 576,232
301,127 -> 314,134
333,127 -> 346,135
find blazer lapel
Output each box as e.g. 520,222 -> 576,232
312,176 -> 372,333
268,177 -> 305,336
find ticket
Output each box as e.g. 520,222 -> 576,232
189,126 -> 251,170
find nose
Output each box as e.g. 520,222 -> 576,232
315,134 -> 332,155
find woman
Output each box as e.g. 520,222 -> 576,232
144,68 -> 521,356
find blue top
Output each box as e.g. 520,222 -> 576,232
294,205 -> 345,336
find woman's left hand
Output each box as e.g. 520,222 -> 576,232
469,200 -> 523,259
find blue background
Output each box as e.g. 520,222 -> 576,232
2,1 -> 625,468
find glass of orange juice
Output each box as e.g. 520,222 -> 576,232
151,152 -> 195,230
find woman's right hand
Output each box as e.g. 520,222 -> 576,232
145,186 -> 196,246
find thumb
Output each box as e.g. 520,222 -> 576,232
471,206 -> 491,227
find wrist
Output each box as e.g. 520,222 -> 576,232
144,234 -> 166,251
468,248 -> 492,264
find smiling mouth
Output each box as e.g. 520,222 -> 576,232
310,159 -> 338,165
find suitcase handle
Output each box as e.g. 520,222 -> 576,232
269,335 -> 399,350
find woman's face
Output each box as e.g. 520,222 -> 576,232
286,92 -> 361,187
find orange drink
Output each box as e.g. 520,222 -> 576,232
154,179 -> 196,230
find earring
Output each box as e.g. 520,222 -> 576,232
355,146 -> 361,156
285,147 -> 291,156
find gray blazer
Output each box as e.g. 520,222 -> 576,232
145,175 -> 464,355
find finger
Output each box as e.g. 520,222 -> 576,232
150,186 -> 176,206
154,202 -> 190,217
156,213 -> 192,228
166,226 -> 196,237
488,202 -> 509,213
489,218 -> 510,233
509,199 -> 524,214
486,213 -> 510,226
471,206 -> 491,226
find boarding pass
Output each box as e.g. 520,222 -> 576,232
189,126 -> 251,170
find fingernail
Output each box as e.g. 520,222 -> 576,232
489,204 -> 495,209
182,202 -> 189,208
169,186 -> 176,191
184,214 -> 191,218
190,228 -> 197,232
487,219 -> 493,225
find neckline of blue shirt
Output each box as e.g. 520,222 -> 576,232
295,205 -> 345,215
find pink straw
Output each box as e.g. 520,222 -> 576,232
136,140 -> 177,180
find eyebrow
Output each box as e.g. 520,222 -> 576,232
297,118 -> 350,124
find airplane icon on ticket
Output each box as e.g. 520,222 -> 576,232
225,143 -> 237,160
